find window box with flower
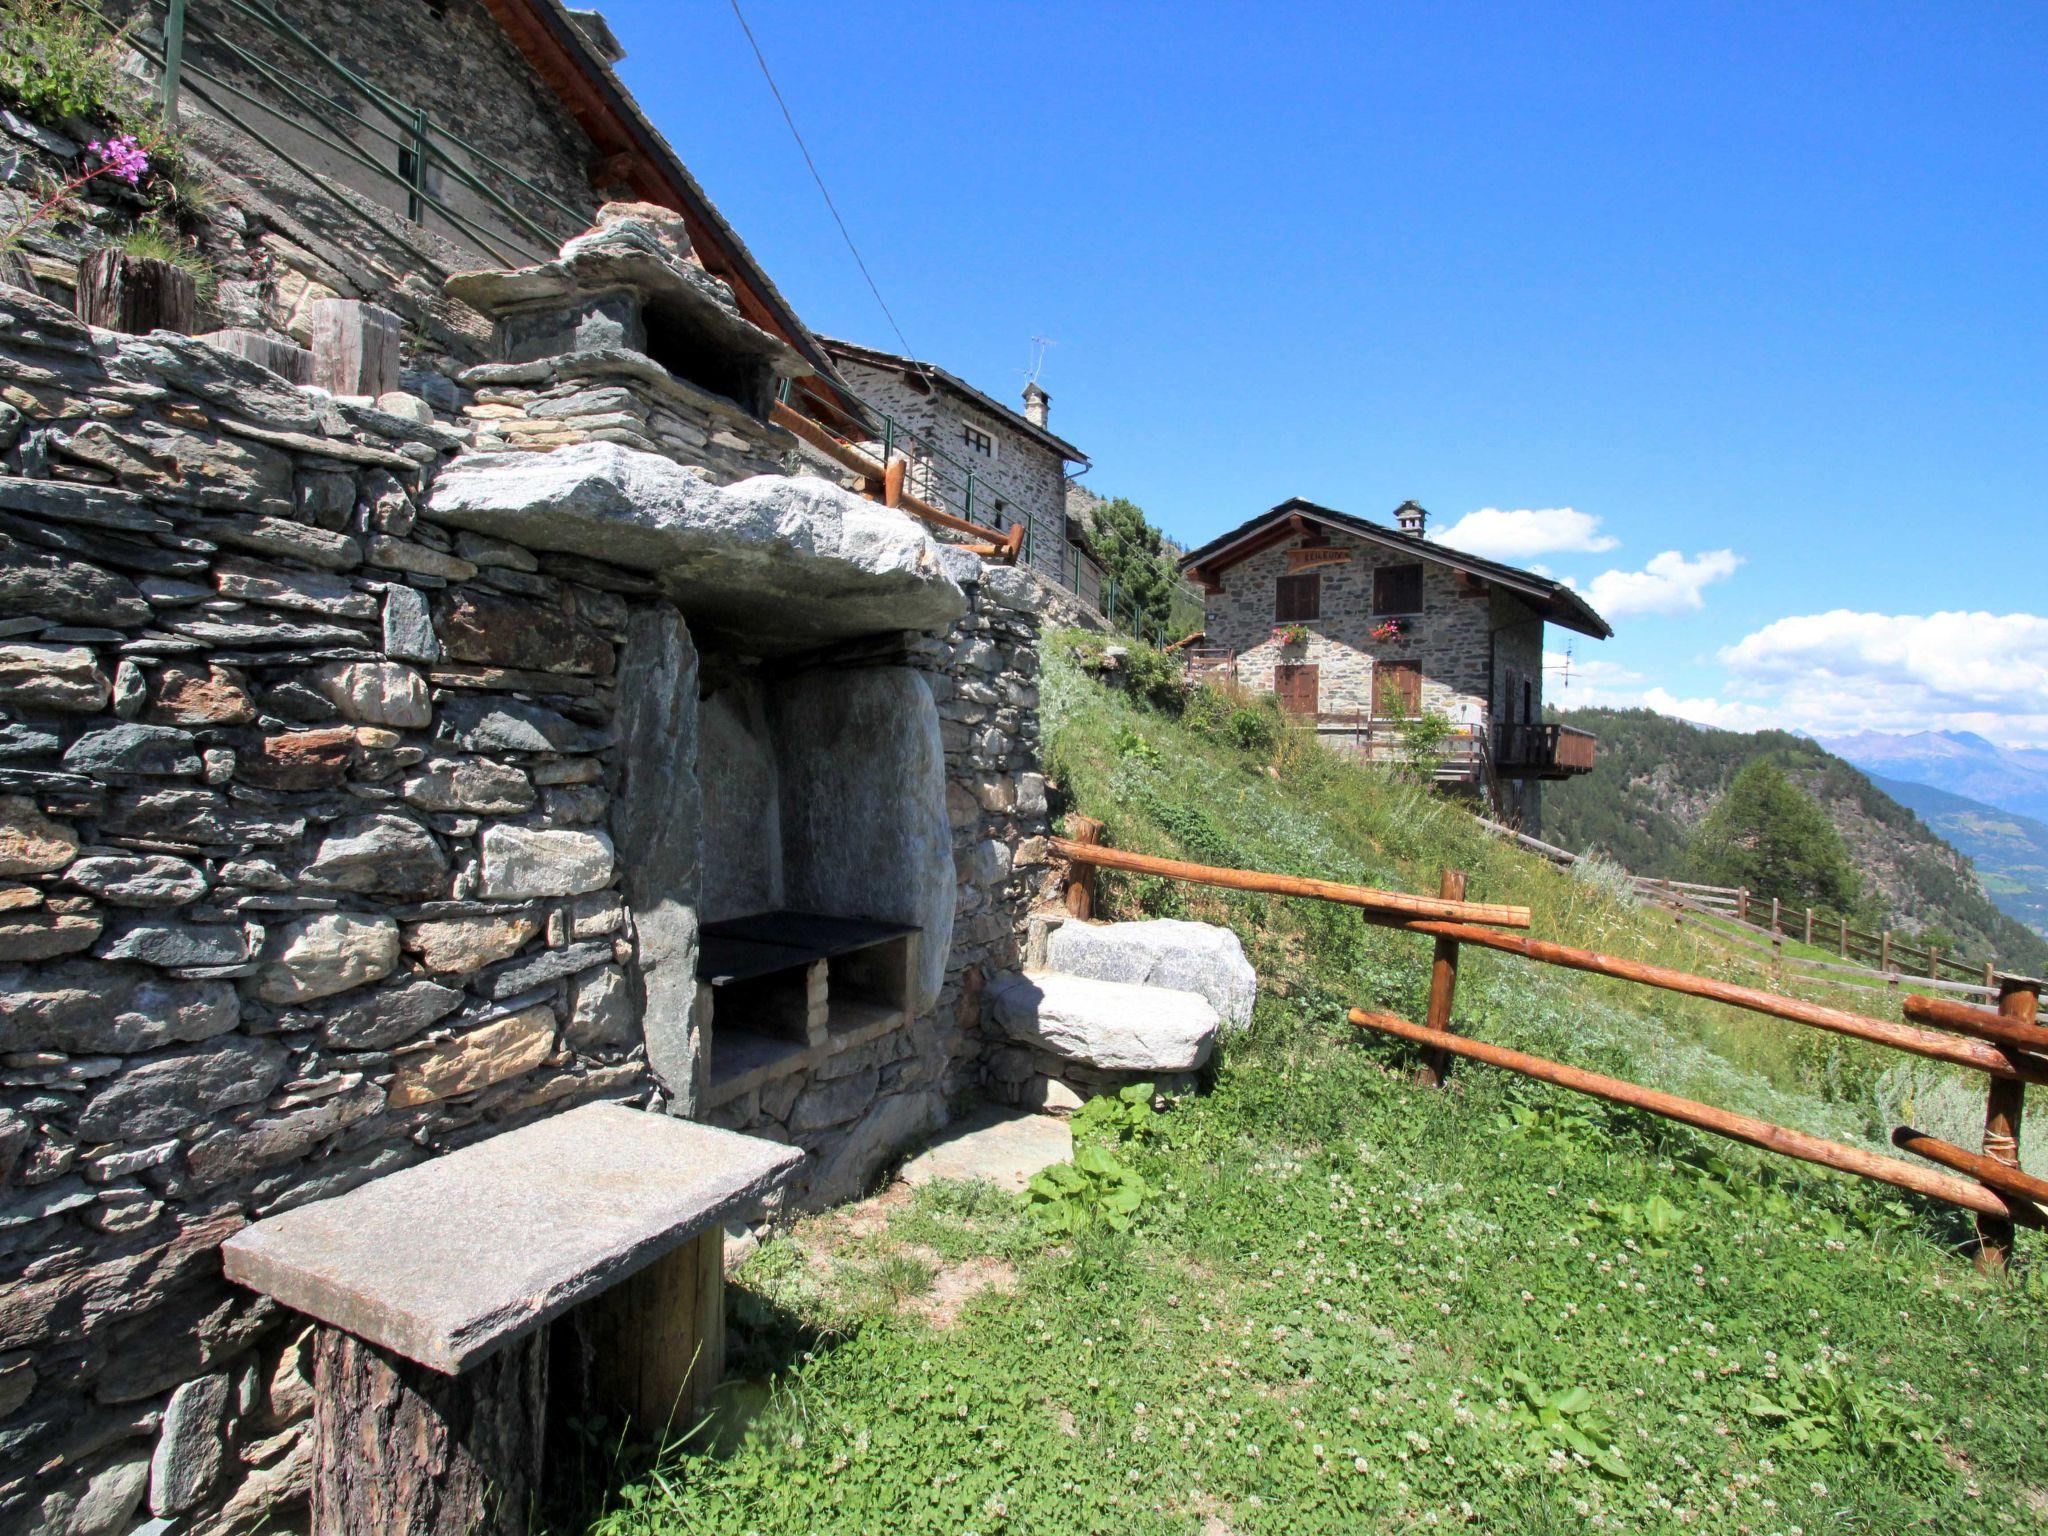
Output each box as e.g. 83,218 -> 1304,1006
1271,623 -> 1311,649
1369,617 -> 1411,643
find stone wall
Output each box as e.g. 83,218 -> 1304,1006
0,278 -> 1053,1530
1201,527 -> 1499,719
826,357 -> 1076,588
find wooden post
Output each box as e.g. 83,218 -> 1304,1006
1839,915 -> 1848,958
1880,930 -> 1892,974
312,1325 -> 546,1536
1803,908 -> 1814,946
1420,869 -> 1466,1087
1737,888 -> 1749,924
579,1228 -> 725,1436
75,250 -> 196,335
1770,896 -> 1781,936
308,298 -> 401,398
1927,944 -> 1941,982
1976,976 -> 2039,1273
1064,816 -> 1103,920
882,457 -> 906,508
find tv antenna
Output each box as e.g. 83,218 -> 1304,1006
1025,335 -> 1056,384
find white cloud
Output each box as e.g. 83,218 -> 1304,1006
1436,506 -> 1619,561
1582,549 -> 1742,618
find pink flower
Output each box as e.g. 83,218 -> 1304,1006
86,135 -> 149,187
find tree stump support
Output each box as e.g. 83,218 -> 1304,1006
308,297 -> 401,397
313,1326 -> 547,1536
1419,868 -> 1466,1087
1976,975 -> 2040,1272
75,250 -> 197,335
1064,816 -> 1103,920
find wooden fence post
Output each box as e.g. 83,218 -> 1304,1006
1839,915 -> 1848,959
1420,869 -> 1467,1087
882,457 -> 906,509
1737,888 -> 1750,924
1770,896 -> 1781,936
1803,908 -> 1814,946
1064,816 -> 1103,920
1880,930 -> 1892,974
1976,975 -> 2040,1273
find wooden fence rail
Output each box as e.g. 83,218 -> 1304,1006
1058,821 -> 2046,1269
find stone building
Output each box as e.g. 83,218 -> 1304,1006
0,6 -> 1106,1529
1180,498 -> 1612,831
816,340 -> 1095,595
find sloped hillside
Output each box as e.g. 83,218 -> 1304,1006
1546,706 -> 2048,971
1869,773 -> 2048,941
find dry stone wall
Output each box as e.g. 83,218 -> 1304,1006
0,281 -> 1054,1532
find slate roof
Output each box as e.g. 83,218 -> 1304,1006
1179,497 -> 1613,640
816,337 -> 1091,467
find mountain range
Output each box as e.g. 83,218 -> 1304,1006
1819,730 -> 2048,824
1545,708 -> 2048,971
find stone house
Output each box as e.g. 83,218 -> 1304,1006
0,8 -> 1102,1531
1180,498 -> 1612,831
816,339 -> 1096,596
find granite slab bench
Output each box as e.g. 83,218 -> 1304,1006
223,1102 -> 803,1534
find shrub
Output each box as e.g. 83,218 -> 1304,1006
0,1 -> 134,127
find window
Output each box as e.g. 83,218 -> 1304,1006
1374,660 -> 1422,716
1275,572 -> 1321,622
962,425 -> 995,459
1373,562 -> 1424,616
1274,663 -> 1319,717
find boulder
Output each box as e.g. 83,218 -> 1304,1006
477,825 -> 614,898
0,795 -> 76,875
1045,918 -> 1258,1030
427,445 -> 968,650
989,971 -> 1219,1073
256,912 -> 400,1004
302,813 -> 448,898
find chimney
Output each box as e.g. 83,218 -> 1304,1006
1395,500 -> 1427,537
1022,380 -> 1049,429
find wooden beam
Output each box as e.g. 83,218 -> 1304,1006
1349,1009 -> 2041,1227
768,401 -> 1008,557
1420,869 -> 1465,1086
1892,1126 -> 2048,1209
1903,992 -> 2048,1055
1048,838 -> 1531,927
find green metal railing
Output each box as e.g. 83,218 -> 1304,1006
125,0 -> 591,269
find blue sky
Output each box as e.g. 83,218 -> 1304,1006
606,1 -> 2048,743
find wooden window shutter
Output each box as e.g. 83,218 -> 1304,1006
1274,663 -> 1319,716
1372,563 -> 1424,615
1374,661 -> 1422,715
1275,572 -> 1321,622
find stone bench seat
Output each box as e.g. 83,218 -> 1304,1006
223,1101 -> 801,1373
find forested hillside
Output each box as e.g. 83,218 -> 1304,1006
1869,772 -> 2048,941
1546,707 -> 2048,970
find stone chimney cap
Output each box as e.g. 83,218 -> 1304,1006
1394,500 -> 1427,536
1022,380 -> 1050,428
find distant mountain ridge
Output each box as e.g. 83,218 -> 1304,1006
1820,729 -> 2048,824
1544,707 -> 2048,972
1865,772 -> 2048,942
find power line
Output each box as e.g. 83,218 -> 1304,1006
727,0 -> 922,369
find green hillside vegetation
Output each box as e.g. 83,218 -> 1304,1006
1547,706 -> 2048,973
1869,772 -> 2048,942
1685,759 -> 1862,912
576,638 -> 2047,1535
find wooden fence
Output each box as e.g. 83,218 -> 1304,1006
1055,827 -> 2046,1270
1475,818 -> 2008,997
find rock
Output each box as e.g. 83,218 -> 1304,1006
1045,918 -> 1258,1029
384,1004 -> 556,1107
37,1448 -> 150,1536
399,756 -> 534,813
214,555 -> 378,619
0,963 -> 239,1051
308,660 -> 430,728
769,668 -> 954,1011
381,584 -> 439,662
0,642 -> 109,711
99,789 -> 303,848
61,723 -> 201,778
302,813 -> 447,898
148,1371 -> 231,1515
403,912 -> 538,974
452,530 -> 538,571
0,531 -> 151,627
184,1085 -> 385,1188
97,916 -> 264,968
142,661 -> 256,726
427,445 -> 968,646
439,694 -> 608,754
481,938 -> 609,999
0,795 -> 77,874
364,535 -> 475,580
291,975 -> 465,1050
0,910 -> 102,960
477,825 -> 614,898
375,390 -> 435,424
256,911 -> 400,1003
111,656 -> 146,717
190,513 -> 359,570
77,1036 -> 288,1141
804,1088 -> 946,1208
241,726 -> 355,789
0,721 -> 61,758
64,853 -> 207,907
988,971 -> 1219,1072
431,590 -> 614,677
565,963 -> 635,1051
296,469 -> 356,526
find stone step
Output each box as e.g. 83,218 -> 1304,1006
989,969 -> 1219,1073
1043,917 -> 1256,1030
898,1102 -> 1073,1194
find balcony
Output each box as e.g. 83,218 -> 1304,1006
1493,722 -> 1597,779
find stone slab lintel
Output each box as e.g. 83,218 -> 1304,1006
222,1102 -> 803,1373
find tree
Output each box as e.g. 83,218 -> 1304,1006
1079,494 -> 1186,637
1685,758 -> 1863,912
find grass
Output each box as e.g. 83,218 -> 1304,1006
561,633 -> 2047,1534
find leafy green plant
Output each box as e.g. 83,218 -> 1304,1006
1069,1082 -> 1160,1146
1495,1099 -> 1604,1150
1500,1370 -> 1629,1478
0,0 -> 134,126
1744,1362 -> 1933,1459
1023,1143 -> 1153,1236
1111,722 -> 1163,766
112,219 -> 217,300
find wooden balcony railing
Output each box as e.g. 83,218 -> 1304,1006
1494,722 -> 1596,777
